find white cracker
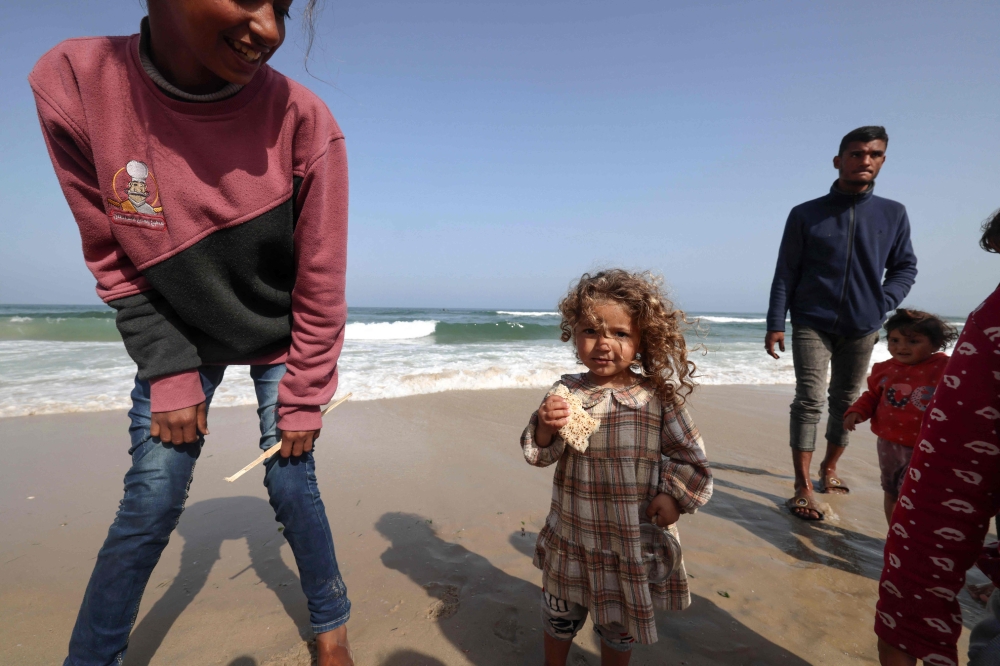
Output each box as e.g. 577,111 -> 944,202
550,384 -> 600,453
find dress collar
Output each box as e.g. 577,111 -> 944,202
560,373 -> 655,409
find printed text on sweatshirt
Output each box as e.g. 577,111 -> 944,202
29,34 -> 348,431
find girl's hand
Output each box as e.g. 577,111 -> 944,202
279,429 -> 321,458
646,493 -> 681,526
843,412 -> 862,432
151,402 -> 209,445
535,395 -> 570,448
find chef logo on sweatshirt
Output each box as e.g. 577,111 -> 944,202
107,160 -> 166,230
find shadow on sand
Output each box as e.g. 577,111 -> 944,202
706,474 -> 990,629
374,511 -> 810,665
704,477 -> 887,581
123,496 -> 312,666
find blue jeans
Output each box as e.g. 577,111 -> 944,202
65,364 -> 350,666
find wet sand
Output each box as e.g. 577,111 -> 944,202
0,386 -> 989,665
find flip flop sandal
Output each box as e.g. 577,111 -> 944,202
819,475 -> 850,495
786,495 -> 825,521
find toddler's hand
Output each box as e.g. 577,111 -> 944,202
151,402 -> 209,445
535,395 -> 569,447
646,493 -> 682,527
843,412 -> 862,432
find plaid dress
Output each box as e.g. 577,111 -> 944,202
521,373 -> 712,644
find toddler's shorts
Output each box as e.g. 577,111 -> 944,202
877,437 -> 914,496
540,590 -> 635,652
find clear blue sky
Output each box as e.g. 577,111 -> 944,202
2,0 -> 998,314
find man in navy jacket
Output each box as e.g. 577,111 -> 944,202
765,126 -> 917,520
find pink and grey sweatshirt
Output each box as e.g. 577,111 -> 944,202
29,29 -> 348,431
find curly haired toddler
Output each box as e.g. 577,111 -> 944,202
520,269 -> 712,665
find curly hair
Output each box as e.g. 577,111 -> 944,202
558,269 -> 697,406
981,208 -> 1000,253
884,309 -> 960,351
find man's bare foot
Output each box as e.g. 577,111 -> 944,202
818,463 -> 850,494
786,484 -> 824,520
316,625 -> 354,666
817,441 -> 849,494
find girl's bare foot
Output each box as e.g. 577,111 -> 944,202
315,625 -> 354,666
968,582 -> 996,606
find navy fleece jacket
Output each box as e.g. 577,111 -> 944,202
766,182 -> 917,337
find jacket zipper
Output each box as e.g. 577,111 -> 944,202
832,199 -> 857,329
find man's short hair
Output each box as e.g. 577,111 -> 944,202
839,126 -> 889,156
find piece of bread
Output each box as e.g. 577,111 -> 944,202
549,384 -> 600,453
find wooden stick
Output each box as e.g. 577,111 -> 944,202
224,393 -> 352,483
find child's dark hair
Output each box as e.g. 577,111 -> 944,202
301,0 -> 322,62
884,309 -> 959,351
558,269 -> 697,406
981,208 -> 1000,253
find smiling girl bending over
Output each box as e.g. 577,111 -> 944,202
30,1 -> 353,664
521,270 -> 713,666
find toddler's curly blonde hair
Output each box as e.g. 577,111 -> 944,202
558,269 -> 697,406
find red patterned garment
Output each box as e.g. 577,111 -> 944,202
521,373 -> 712,644
845,352 -> 950,447
875,285 -> 1000,665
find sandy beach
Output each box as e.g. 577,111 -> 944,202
0,385 -> 990,665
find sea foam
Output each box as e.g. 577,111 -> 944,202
344,320 -> 437,340
496,311 -> 560,317
0,308 -> 966,418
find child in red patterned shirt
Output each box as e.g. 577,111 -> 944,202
844,309 -> 959,524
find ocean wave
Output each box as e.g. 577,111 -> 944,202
433,321 -> 560,343
344,320 -> 437,340
1,309 -> 965,418
697,316 -> 769,324
496,311 -> 559,317
1,315 -> 121,342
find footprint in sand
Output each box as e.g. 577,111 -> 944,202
492,605 -> 520,644
424,583 -> 460,619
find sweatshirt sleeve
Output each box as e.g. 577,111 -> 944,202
766,210 -> 803,332
275,138 -> 349,431
845,369 -> 882,422
658,404 -> 713,513
874,295 -> 1000,665
31,91 -> 148,302
109,292 -> 205,411
881,208 -> 918,312
32,78 -> 205,411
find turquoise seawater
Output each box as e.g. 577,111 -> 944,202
0,305 -> 963,418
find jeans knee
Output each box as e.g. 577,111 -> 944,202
116,442 -> 196,529
264,455 -> 316,502
790,399 -> 823,422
